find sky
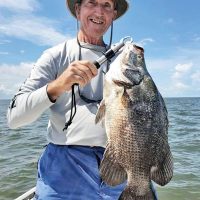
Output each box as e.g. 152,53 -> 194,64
0,0 -> 200,99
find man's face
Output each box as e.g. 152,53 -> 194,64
75,0 -> 117,39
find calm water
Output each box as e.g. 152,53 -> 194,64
0,98 -> 200,200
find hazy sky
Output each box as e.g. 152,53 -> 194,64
0,0 -> 200,99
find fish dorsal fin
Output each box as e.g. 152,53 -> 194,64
113,79 -> 133,89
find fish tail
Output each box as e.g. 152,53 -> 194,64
119,186 -> 155,200
151,150 -> 173,186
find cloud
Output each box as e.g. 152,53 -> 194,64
146,58 -> 174,71
192,34 -> 200,42
0,62 -> 33,76
175,63 -> 193,72
195,37 -> 200,42
167,62 -> 194,95
190,70 -> 200,90
0,62 -> 33,98
0,39 -> 11,45
0,1 -> 73,99
166,18 -> 174,24
145,45 -> 200,97
0,0 -> 72,46
0,15 -> 69,46
0,0 -> 40,12
0,52 -> 9,55
0,84 -> 12,95
172,63 -> 193,79
174,82 -> 189,90
191,71 -> 200,82
20,50 -> 25,54
137,38 -> 154,47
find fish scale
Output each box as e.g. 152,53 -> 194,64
95,43 -> 173,199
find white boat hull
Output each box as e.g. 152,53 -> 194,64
14,187 -> 36,200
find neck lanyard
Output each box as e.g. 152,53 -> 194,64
63,39 -> 110,131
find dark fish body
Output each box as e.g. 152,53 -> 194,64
95,44 -> 173,200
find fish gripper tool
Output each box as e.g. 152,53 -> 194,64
93,36 -> 133,69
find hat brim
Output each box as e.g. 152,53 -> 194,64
66,0 -> 128,20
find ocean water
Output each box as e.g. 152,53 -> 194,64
0,98 -> 200,200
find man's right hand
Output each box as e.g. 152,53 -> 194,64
46,60 -> 98,102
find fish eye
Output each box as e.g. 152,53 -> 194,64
137,55 -> 143,59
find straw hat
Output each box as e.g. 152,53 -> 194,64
66,0 -> 129,20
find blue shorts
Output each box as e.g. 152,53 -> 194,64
34,143 -> 158,200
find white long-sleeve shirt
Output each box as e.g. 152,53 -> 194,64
7,38 -> 110,147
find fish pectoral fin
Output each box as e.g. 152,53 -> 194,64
119,185 -> 155,200
95,99 -> 106,124
100,144 -> 127,186
151,150 -> 173,186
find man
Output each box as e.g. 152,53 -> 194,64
7,0 -> 158,199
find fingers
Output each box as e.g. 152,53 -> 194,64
69,60 -> 98,87
79,60 -> 98,76
55,60 -> 98,92
47,60 -> 98,100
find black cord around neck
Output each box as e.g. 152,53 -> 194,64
63,37 -> 111,131
63,84 -> 77,131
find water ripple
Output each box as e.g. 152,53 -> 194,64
1,98 -> 200,200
